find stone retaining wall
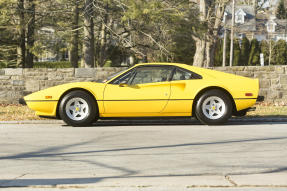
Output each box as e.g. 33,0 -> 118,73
0,68 -> 125,103
0,66 -> 286,104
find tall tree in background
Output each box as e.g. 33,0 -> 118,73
192,0 -> 229,67
83,0 -> 95,68
214,39 -> 223,66
248,39 -> 260,66
240,37 -> 250,66
276,0 -> 287,19
70,0 -> 80,68
26,0 -> 35,68
260,40 -> 270,65
233,39 -> 241,66
17,0 -> 25,68
273,40 -> 287,65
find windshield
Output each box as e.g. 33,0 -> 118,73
102,69 -> 128,83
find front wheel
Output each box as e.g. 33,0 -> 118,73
59,90 -> 98,127
195,90 -> 232,125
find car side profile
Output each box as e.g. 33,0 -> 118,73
21,63 -> 262,126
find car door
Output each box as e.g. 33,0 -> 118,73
103,65 -> 173,116
162,67 -> 202,114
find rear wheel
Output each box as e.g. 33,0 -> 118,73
59,90 -> 98,127
195,90 -> 232,125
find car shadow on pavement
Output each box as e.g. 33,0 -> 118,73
79,117 -> 287,127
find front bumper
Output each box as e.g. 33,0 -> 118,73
19,98 -> 27,105
257,96 -> 265,102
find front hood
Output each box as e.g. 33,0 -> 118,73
24,82 -> 105,101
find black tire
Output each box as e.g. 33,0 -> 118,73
59,90 -> 98,127
195,89 -> 232,125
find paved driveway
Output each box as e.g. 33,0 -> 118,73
0,120 -> 287,190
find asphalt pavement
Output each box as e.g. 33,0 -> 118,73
0,119 -> 287,191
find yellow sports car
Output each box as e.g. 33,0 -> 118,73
20,63 -> 263,126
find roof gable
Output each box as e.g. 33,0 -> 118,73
235,9 -> 247,16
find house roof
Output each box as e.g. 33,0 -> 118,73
236,8 -> 247,16
224,5 -> 256,32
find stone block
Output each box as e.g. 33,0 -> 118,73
5,68 -> 23,76
75,68 -> 95,78
47,68 -> 57,72
0,91 -> 8,98
0,69 -> 4,75
57,68 -> 75,73
47,73 -> 64,81
275,66 -> 285,74
279,74 -> 287,84
12,80 -> 24,86
236,71 -> 253,77
25,80 -> 40,92
0,76 -> 11,80
267,91 -> 280,99
253,73 -> 264,78
259,80 -> 270,88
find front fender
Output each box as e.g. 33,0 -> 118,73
24,82 -> 105,117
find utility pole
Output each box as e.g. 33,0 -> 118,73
223,29 -> 227,67
269,35 -> 272,66
229,0 -> 235,67
223,12 -> 227,67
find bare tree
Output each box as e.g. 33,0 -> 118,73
17,0 -> 25,68
83,0 -> 95,68
26,0 -> 35,68
192,0 -> 229,67
70,0 -> 80,68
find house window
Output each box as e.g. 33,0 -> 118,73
236,14 -> 244,23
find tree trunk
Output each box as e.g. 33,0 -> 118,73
83,0 -> 95,68
70,1 -> 79,68
17,0 -> 25,68
193,37 -> 206,67
206,40 -> 216,67
26,0 -> 35,68
99,10 -> 108,67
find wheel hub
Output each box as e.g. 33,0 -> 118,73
65,98 -> 89,121
202,96 -> 226,120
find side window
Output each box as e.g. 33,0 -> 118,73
131,66 -> 173,85
110,70 -> 134,85
172,68 -> 202,81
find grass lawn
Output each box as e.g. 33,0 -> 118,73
0,104 -> 42,121
0,104 -> 287,121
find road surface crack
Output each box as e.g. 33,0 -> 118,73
225,175 -> 237,186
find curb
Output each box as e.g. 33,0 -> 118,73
0,117 -> 287,125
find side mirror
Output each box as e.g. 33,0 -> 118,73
119,83 -> 128,87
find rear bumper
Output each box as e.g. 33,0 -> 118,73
19,98 -> 27,105
257,96 -> 265,102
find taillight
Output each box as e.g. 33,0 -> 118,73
245,93 -> 253,97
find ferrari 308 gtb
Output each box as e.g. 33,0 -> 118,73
20,63 -> 263,126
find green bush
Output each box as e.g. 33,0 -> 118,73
0,62 -> 6,68
0,62 -> 17,68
